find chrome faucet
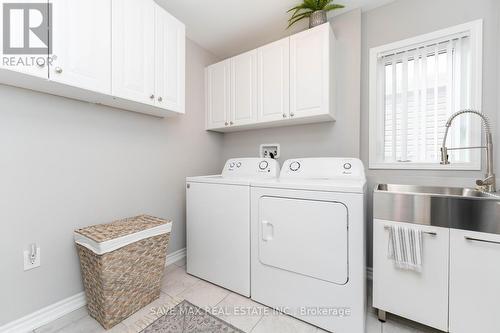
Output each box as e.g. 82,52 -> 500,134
441,109 -> 496,193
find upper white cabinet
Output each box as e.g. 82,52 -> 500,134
112,0 -> 155,105
206,60 -> 231,129
51,0 -> 111,93
230,50 -> 258,127
206,51 -> 257,130
290,22 -> 334,120
0,0 -> 185,117
206,22 -> 335,132
155,6 -> 185,113
112,0 -> 185,112
257,37 -> 290,123
449,229 -> 500,333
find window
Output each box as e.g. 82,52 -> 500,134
369,20 -> 483,170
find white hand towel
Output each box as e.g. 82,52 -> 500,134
387,224 -> 423,272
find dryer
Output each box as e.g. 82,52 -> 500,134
250,158 -> 366,333
186,158 -> 280,297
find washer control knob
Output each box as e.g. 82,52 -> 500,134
343,163 -> 352,170
259,161 -> 269,170
236,162 -> 242,168
229,162 -> 236,168
289,161 -> 301,171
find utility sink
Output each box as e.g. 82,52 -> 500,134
374,183 -> 500,235
376,184 -> 500,199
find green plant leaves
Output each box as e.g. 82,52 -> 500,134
323,3 -> 345,11
287,11 -> 313,29
286,0 -> 344,28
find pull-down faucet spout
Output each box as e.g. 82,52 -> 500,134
440,109 -> 496,193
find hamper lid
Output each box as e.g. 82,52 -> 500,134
74,215 -> 172,255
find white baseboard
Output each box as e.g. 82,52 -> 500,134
1,247 -> 187,333
165,247 -> 186,266
0,292 -> 86,333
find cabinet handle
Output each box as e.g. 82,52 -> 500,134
282,113 -> 287,118
150,94 -> 155,100
230,121 -> 234,125
225,122 -> 228,126
465,236 -> 500,245
290,112 -> 295,117
55,67 -> 63,74
383,226 -> 436,236
158,96 -> 163,102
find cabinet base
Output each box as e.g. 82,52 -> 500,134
377,309 -> 387,322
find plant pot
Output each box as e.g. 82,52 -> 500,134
309,10 -> 327,28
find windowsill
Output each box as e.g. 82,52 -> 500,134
369,162 -> 481,171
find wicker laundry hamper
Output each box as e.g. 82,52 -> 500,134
74,215 -> 172,329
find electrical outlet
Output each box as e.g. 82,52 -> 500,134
23,247 -> 41,271
260,143 -> 280,159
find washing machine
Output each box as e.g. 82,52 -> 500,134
250,158 -> 366,333
186,158 -> 280,297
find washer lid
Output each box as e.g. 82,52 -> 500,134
187,158 -> 281,185
186,175 -> 252,186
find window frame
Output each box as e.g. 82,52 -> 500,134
368,20 -> 483,170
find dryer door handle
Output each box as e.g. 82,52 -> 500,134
262,220 -> 274,241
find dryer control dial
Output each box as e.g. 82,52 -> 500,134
259,161 -> 269,170
289,161 -> 301,171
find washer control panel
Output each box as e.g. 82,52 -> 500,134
281,158 -> 365,179
222,158 -> 280,178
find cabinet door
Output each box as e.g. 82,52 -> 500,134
290,23 -> 331,119
257,38 -> 289,122
0,0 -> 49,78
206,60 -> 230,130
230,50 -> 257,126
372,220 -> 449,331
112,0 -> 155,104
450,229 -> 500,333
155,5 -> 185,113
50,0 -> 111,93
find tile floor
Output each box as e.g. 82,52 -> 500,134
34,259 -> 441,333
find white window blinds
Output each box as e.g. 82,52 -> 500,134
382,34 -> 471,163
369,20 -> 483,170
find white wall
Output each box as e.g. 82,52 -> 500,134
222,9 -> 362,161
0,39 -> 222,325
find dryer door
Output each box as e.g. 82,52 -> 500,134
258,196 -> 348,284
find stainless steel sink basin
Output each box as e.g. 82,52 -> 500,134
376,184 -> 500,199
374,184 -> 500,235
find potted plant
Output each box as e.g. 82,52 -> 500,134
287,0 -> 345,29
